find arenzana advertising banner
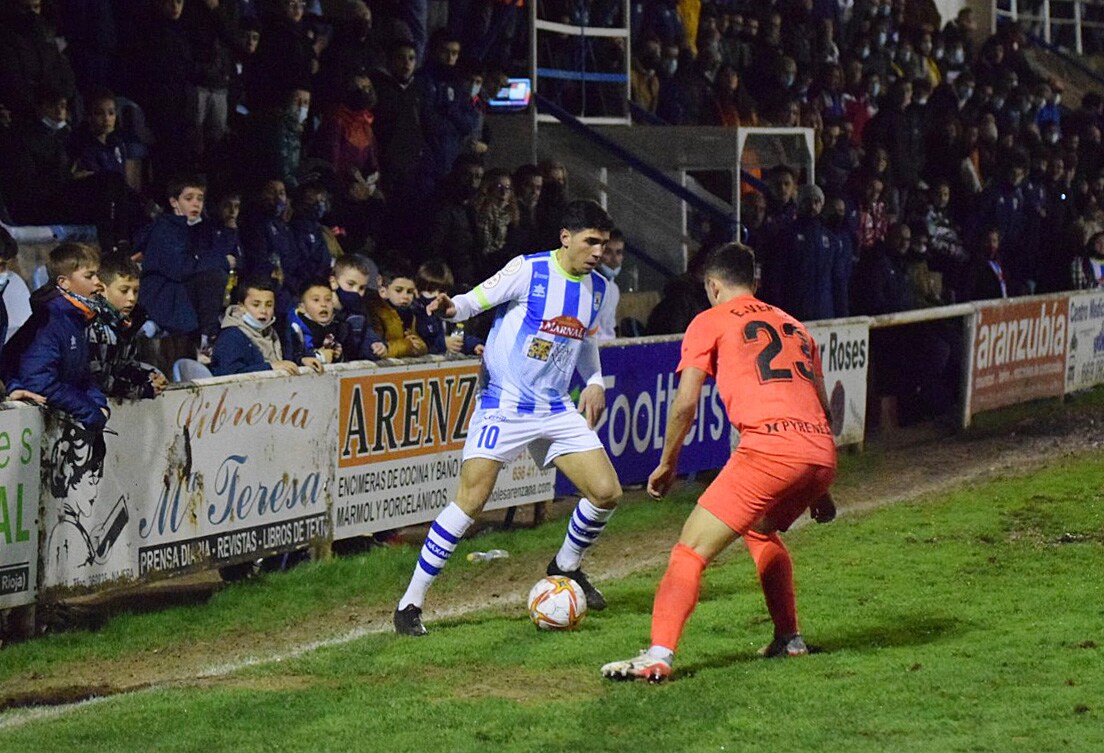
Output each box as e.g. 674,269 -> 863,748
970,297 -> 1069,416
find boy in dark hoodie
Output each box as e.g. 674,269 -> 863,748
210,277 -> 306,377
137,175 -> 233,365
330,253 -> 385,361
1,243 -> 109,430
283,277 -> 344,367
367,259 -> 427,358
412,259 -> 485,357
88,257 -> 167,400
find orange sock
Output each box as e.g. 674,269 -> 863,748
650,543 -> 709,652
744,530 -> 798,636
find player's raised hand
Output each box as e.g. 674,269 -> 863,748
647,462 -> 677,499
810,492 -> 837,523
577,383 -> 606,428
426,292 -> 457,319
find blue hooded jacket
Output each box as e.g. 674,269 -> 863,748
137,214 -> 227,334
2,286 -> 108,429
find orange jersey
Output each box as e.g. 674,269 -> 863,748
678,294 -> 836,466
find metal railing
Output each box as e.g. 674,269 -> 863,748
994,0 -> 1104,55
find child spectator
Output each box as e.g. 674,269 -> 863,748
210,276 -> 305,376
1,226 -> 31,348
283,277 -> 343,366
0,243 -> 109,430
0,87 -> 130,254
367,260 -> 427,358
330,253 -> 384,360
68,88 -> 128,180
288,183 -> 336,299
213,189 -> 244,303
137,175 -> 232,364
412,259 -> 484,356
240,179 -> 296,313
88,257 -> 166,399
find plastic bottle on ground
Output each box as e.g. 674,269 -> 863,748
466,549 -> 509,562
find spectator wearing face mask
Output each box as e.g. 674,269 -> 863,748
593,228 -> 625,340
631,34 -> 663,113
137,175 -> 230,365
416,30 -> 479,195
915,31 -> 942,88
313,70 -> 379,198
371,39 -> 430,254
968,154 -> 1030,294
245,85 -> 312,190
0,86 -> 132,254
942,8 -> 977,65
240,178 -> 297,314
864,80 -> 925,194
286,183 -> 335,302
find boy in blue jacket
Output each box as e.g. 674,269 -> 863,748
210,277 -> 309,377
137,175 -> 233,365
284,278 -> 344,367
1,243 -> 110,430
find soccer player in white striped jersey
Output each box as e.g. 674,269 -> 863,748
394,200 -> 623,636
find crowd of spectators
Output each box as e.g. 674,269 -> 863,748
3,0 -> 1104,428
628,2 -> 1104,325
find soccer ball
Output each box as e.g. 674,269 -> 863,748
527,576 -> 587,630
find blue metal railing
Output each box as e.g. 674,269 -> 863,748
626,101 -> 772,196
537,93 -> 740,238
1027,31 -> 1104,87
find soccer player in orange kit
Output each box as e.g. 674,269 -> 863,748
602,242 -> 838,683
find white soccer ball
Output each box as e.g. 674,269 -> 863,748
527,576 -> 588,630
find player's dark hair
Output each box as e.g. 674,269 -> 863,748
561,200 -> 614,233
702,242 -> 757,288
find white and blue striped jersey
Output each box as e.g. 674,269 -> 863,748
449,251 -> 608,415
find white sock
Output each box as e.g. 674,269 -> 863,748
555,497 -> 615,572
647,645 -> 675,663
398,502 -> 473,609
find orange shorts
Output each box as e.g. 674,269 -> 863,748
698,448 -> 836,535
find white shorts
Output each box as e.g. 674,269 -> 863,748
463,408 -> 604,468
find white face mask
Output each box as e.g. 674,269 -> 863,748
186,216 -> 203,226
599,263 -> 621,280
296,105 -> 309,124
41,116 -> 67,132
243,312 -> 271,331
470,83 -> 481,98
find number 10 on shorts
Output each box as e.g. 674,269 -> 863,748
477,425 -> 500,449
